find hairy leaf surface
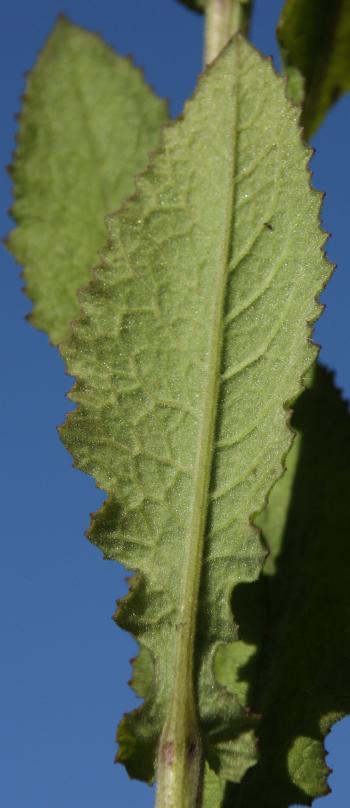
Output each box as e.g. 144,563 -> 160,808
8,16 -> 167,345
61,37 -> 330,783
278,0 -> 350,136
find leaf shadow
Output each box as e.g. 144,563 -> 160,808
222,363 -> 350,806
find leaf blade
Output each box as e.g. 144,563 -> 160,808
60,36 -> 331,783
278,0 -> 350,136
8,16 -> 167,345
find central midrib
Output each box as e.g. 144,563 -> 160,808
168,39 -> 241,740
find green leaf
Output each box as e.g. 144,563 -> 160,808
278,0 -> 350,136
8,16 -> 167,345
60,36 -> 330,785
217,363 -> 350,806
177,0 -> 205,11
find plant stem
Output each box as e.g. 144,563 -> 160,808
155,707 -> 203,808
205,0 -> 252,64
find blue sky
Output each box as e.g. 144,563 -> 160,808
1,1 -> 350,806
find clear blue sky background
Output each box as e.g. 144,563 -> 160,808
1,1 -> 350,806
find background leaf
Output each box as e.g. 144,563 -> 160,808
214,364 -> 350,806
177,0 -> 205,11
278,0 -> 350,136
60,36 -> 330,784
8,16 -> 167,345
